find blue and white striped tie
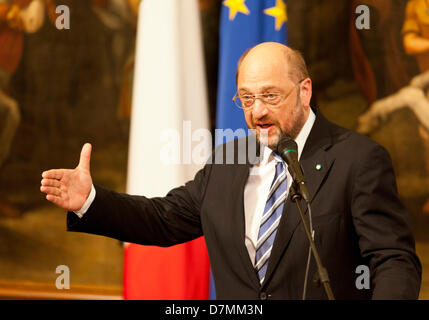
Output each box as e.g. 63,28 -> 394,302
255,153 -> 287,283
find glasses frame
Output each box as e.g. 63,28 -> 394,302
232,79 -> 306,110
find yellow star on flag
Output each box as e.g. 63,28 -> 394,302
264,0 -> 287,31
223,0 -> 250,21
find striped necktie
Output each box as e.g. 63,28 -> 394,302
255,153 -> 287,283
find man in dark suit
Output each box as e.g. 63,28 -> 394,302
40,42 -> 421,299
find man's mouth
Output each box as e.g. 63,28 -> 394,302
256,123 -> 274,131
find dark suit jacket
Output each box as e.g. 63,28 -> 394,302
67,112 -> 421,299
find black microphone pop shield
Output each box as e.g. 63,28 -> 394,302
277,135 -> 298,163
277,135 -> 300,180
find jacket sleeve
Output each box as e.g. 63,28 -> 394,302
66,163 -> 212,247
351,143 -> 422,299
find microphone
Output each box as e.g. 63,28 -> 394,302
277,136 -> 335,300
276,135 -> 310,202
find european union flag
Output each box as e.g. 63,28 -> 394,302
216,0 -> 288,142
211,0 -> 288,299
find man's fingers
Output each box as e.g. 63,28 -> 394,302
41,178 -> 61,188
78,143 -> 92,172
40,185 -> 61,197
42,169 -> 64,180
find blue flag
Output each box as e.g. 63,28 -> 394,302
216,0 -> 288,142
211,0 -> 288,299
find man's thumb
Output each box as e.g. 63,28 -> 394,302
78,143 -> 92,171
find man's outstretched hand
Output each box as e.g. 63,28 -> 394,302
40,143 -> 93,212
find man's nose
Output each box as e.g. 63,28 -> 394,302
252,98 -> 269,119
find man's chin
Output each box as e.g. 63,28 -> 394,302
256,131 -> 280,150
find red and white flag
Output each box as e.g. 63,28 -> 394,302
123,0 -> 211,299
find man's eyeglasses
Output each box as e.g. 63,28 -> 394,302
232,79 -> 305,110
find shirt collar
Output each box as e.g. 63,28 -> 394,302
259,108 -> 316,164
295,108 -> 316,160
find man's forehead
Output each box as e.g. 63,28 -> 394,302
235,42 -> 295,85
237,58 -> 290,87
238,48 -> 290,80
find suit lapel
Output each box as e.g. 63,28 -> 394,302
261,112 -> 336,287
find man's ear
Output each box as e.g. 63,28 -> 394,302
299,78 -> 312,108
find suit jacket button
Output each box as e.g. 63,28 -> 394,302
259,292 -> 268,300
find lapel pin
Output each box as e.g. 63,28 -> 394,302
315,164 -> 322,171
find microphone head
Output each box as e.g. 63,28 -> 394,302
277,135 -> 298,158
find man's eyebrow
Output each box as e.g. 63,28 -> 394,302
238,86 -> 279,93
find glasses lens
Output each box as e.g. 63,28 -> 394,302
233,96 -> 244,109
262,94 -> 282,105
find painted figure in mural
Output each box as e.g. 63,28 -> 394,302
0,0 -> 57,217
92,0 -> 139,131
357,71 -> 429,137
349,0 -> 410,104
357,0 -> 429,214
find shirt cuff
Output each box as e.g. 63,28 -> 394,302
73,184 -> 96,218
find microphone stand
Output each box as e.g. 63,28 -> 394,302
289,181 -> 335,300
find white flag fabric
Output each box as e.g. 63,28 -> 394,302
127,0 -> 210,197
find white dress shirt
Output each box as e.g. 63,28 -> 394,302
75,110 -> 316,265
